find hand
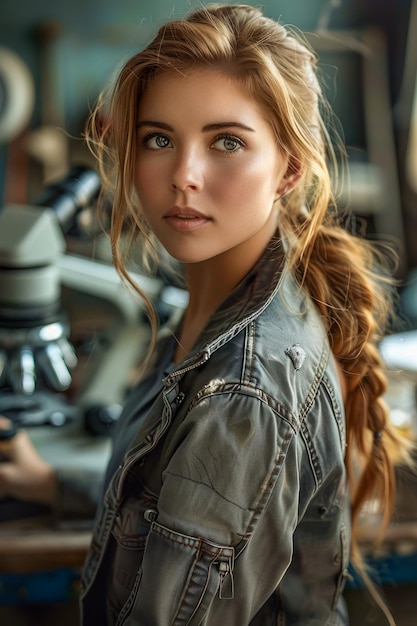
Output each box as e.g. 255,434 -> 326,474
0,416 -> 57,505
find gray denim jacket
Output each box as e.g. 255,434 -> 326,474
80,239 -> 350,625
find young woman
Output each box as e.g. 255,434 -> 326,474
0,4 -> 412,624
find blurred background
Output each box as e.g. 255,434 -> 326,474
1,1 -> 417,625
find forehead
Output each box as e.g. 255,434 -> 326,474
137,68 -> 269,127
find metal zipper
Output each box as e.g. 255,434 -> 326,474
217,557 -> 235,600
163,350 -> 210,386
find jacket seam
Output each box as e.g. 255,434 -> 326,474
321,373 -> 346,450
187,384 -> 299,432
242,320 -> 256,384
298,346 -> 330,488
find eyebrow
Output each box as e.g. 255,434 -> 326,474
137,120 -> 255,132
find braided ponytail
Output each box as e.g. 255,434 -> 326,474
287,214 -> 413,612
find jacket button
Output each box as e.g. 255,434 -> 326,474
144,509 -> 157,522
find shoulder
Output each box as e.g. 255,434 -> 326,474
201,271 -> 337,413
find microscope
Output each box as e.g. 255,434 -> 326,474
0,166 -> 101,426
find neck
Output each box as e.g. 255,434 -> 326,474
173,225 -> 279,362
172,261 -> 238,363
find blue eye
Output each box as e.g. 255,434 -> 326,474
143,133 -> 172,149
212,133 -> 244,152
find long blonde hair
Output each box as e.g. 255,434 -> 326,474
85,3 -> 411,620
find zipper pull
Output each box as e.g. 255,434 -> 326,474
218,559 -> 234,599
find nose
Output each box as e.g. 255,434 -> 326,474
170,148 -> 203,192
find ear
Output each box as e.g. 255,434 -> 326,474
276,156 -> 303,197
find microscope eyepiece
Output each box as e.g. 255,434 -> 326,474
34,165 -> 101,234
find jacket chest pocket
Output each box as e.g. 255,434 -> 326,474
117,519 -> 235,626
108,463 -> 237,626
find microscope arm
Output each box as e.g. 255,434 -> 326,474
57,253 -> 164,323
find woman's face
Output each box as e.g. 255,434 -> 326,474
135,69 -> 291,265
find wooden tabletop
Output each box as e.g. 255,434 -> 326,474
0,517 -> 92,573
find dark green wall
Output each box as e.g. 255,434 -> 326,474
1,1 -> 331,134
0,0 -> 412,200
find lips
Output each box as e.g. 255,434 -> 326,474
163,206 -> 210,232
164,205 -> 207,219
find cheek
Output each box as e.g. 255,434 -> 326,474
217,159 -> 278,206
135,163 -> 162,205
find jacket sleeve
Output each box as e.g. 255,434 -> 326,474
122,389 -> 302,625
